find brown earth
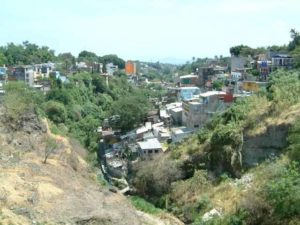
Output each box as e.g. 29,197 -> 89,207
0,107 -> 183,225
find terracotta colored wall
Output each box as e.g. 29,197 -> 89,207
125,62 -> 135,74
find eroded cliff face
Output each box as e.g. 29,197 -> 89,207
243,124 -> 289,168
0,107 -> 182,225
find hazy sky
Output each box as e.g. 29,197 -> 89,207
1,0 -> 299,62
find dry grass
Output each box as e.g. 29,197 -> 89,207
0,117 -> 179,225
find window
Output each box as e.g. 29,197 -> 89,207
148,150 -> 153,154
155,150 -> 159,153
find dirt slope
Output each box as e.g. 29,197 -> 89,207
0,108 -> 182,225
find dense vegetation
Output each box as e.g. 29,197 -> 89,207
130,69 -> 300,224
0,41 -> 125,74
2,73 -> 155,160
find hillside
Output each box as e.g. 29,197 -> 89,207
130,70 -> 300,225
0,105 -> 183,225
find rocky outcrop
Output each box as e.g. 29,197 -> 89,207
243,124 -> 289,167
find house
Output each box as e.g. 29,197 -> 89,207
182,101 -> 203,128
179,74 -> 198,87
178,86 -> 201,101
159,109 -> 171,126
125,60 -> 137,75
143,131 -> 155,140
137,138 -> 162,158
169,107 -> 183,125
197,67 -> 214,87
0,67 -> 7,79
271,54 -> 293,69
154,127 -> 171,142
136,126 -> 149,140
76,62 -> 89,71
171,126 -> 194,143
256,60 -> 272,80
13,66 -> 35,87
231,56 -> 248,72
106,63 -> 118,76
182,91 -> 228,128
242,81 -> 267,92
231,72 -> 242,81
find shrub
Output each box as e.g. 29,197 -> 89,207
3,82 -> 37,126
287,118 -> 300,162
130,196 -> 163,215
44,100 -> 67,123
132,155 -> 183,198
266,162 -> 300,219
198,128 -> 211,144
211,123 -> 242,148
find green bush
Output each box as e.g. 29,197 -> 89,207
266,162 -> 300,219
211,123 -> 242,148
3,82 -> 37,124
268,70 -> 300,107
198,128 -> 211,144
287,118 -> 300,162
129,196 -> 163,215
43,100 -> 67,123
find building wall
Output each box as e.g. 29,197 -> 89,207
106,63 -> 118,75
180,77 -> 198,86
231,56 -> 247,71
197,67 -> 214,87
125,61 -> 136,75
139,148 -> 162,158
169,108 -> 182,125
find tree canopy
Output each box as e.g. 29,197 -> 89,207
0,41 -> 55,66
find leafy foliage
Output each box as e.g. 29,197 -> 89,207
132,155 -> 183,199
110,95 -> 150,131
266,162 -> 300,219
0,41 -> 55,66
43,100 -> 67,123
130,196 -> 163,215
287,118 -> 300,161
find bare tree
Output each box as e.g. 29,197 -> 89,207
43,136 -> 59,164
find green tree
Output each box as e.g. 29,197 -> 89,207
287,119 -> 300,161
57,52 -> 76,73
266,162 -> 300,219
78,50 -> 98,63
43,100 -> 67,123
288,29 -> 300,51
110,95 -> 150,131
99,54 -> 125,69
0,51 -> 7,66
291,45 -> 300,68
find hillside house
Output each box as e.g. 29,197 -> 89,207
0,67 -> 7,83
178,86 -> 201,101
137,138 -> 162,158
106,63 -> 118,75
13,66 -> 34,87
271,54 -> 293,69
171,126 -> 194,143
180,74 -> 198,87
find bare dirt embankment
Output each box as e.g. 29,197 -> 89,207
0,106 -> 182,225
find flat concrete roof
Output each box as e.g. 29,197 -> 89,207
137,138 -> 162,150
200,91 -> 226,97
180,74 -> 198,79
